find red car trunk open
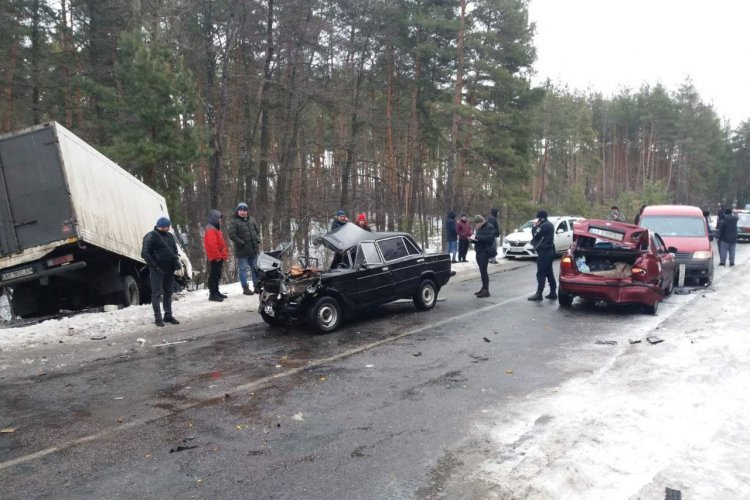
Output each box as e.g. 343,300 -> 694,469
558,219 -> 677,314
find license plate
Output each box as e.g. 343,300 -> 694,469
2,267 -> 34,281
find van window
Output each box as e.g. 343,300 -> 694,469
639,215 -> 707,237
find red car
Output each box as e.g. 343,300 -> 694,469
558,220 -> 677,314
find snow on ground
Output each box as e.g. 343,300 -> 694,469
468,248 -> 750,499
0,247 -> 483,354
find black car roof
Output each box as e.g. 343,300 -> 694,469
320,223 -> 417,253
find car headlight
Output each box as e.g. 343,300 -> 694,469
692,251 -> 712,260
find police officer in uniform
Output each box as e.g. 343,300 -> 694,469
528,210 -> 557,301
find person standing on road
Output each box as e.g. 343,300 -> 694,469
528,210 -> 557,301
487,207 -> 501,264
470,215 -> 497,298
227,202 -> 262,295
141,217 -> 181,327
457,214 -> 472,262
331,210 -> 348,232
446,211 -> 458,262
717,208 -> 738,266
204,209 -> 229,302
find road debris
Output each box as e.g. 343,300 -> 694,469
628,338 -> 642,344
483,337 -> 491,342
90,335 -> 106,340
505,369 -> 513,374
412,352 -> 422,357
136,338 -> 147,345
1,428 -> 17,433
595,340 -> 617,345
292,412 -> 304,421
647,336 -> 664,344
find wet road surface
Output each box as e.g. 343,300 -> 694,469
0,258 -> 709,499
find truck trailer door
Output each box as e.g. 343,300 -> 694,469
0,125 -> 74,256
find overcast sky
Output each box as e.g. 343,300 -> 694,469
528,0 -> 750,128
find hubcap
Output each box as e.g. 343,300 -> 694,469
422,285 -> 434,305
318,304 -> 337,327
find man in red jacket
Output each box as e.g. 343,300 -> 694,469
203,208 -> 229,301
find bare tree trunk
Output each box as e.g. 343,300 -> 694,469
257,0 -> 274,241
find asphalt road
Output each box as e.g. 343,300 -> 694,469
0,256 -> 723,499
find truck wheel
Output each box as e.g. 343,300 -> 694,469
558,289 -> 574,306
120,275 -> 140,307
308,296 -> 342,333
413,279 -> 437,311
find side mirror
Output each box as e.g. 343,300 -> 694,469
668,246 -> 678,253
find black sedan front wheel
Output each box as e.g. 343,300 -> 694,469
308,296 -> 343,333
413,279 -> 438,311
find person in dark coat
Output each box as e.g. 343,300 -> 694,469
331,210 -> 348,232
141,217 -> 181,326
227,202 -> 262,295
204,209 -> 229,301
717,208 -> 738,266
486,207 -> 501,263
470,215 -> 497,298
456,214 -> 472,262
445,211 -> 458,262
528,210 -> 557,301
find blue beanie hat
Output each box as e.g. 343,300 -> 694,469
236,202 -> 248,211
156,217 -> 171,228
336,209 -> 346,216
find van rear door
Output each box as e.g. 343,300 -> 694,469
0,125 -> 74,256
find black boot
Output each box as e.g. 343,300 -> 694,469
209,293 -> 224,302
155,318 -> 165,327
474,288 -> 485,296
545,290 -> 557,300
243,286 -> 254,295
163,315 -> 180,325
476,289 -> 490,298
527,292 -> 543,301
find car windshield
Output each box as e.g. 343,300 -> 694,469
518,220 -> 534,231
638,215 -> 707,237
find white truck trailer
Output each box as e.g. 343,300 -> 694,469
0,122 -> 190,317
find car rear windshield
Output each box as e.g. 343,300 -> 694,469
638,215 -> 706,237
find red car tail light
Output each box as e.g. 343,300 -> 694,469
46,254 -> 74,268
631,266 -> 647,280
561,255 -> 574,273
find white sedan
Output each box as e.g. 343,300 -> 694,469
502,216 -> 584,259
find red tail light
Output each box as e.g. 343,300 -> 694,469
631,266 -> 647,280
46,254 -> 74,268
561,255 -> 574,272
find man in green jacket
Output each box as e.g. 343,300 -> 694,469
227,202 -> 262,295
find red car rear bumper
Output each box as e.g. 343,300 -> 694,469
559,276 -> 663,306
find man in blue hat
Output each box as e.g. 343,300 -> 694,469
141,217 -> 181,326
331,209 -> 348,232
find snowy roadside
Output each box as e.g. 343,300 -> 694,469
463,248 -> 750,499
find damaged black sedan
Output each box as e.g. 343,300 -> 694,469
257,224 -> 453,333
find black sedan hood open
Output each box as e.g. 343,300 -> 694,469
319,223 -> 414,253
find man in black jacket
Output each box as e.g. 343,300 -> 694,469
445,211 -> 458,262
142,217 -> 181,327
487,207 -> 501,263
470,215 -> 497,298
227,202 -> 262,295
528,210 -> 557,301
717,208 -> 738,266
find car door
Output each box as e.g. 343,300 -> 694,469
554,219 -> 572,253
351,241 -> 395,306
376,236 -> 419,299
652,233 -> 676,287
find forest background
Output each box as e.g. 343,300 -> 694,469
2,0 -> 749,277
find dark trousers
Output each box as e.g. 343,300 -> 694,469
718,240 -> 736,265
535,248 -> 557,293
476,252 -> 490,290
149,266 -> 174,319
459,240 -> 470,261
208,260 -> 224,295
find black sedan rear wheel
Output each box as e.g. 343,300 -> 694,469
413,279 -> 438,311
308,296 -> 343,333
